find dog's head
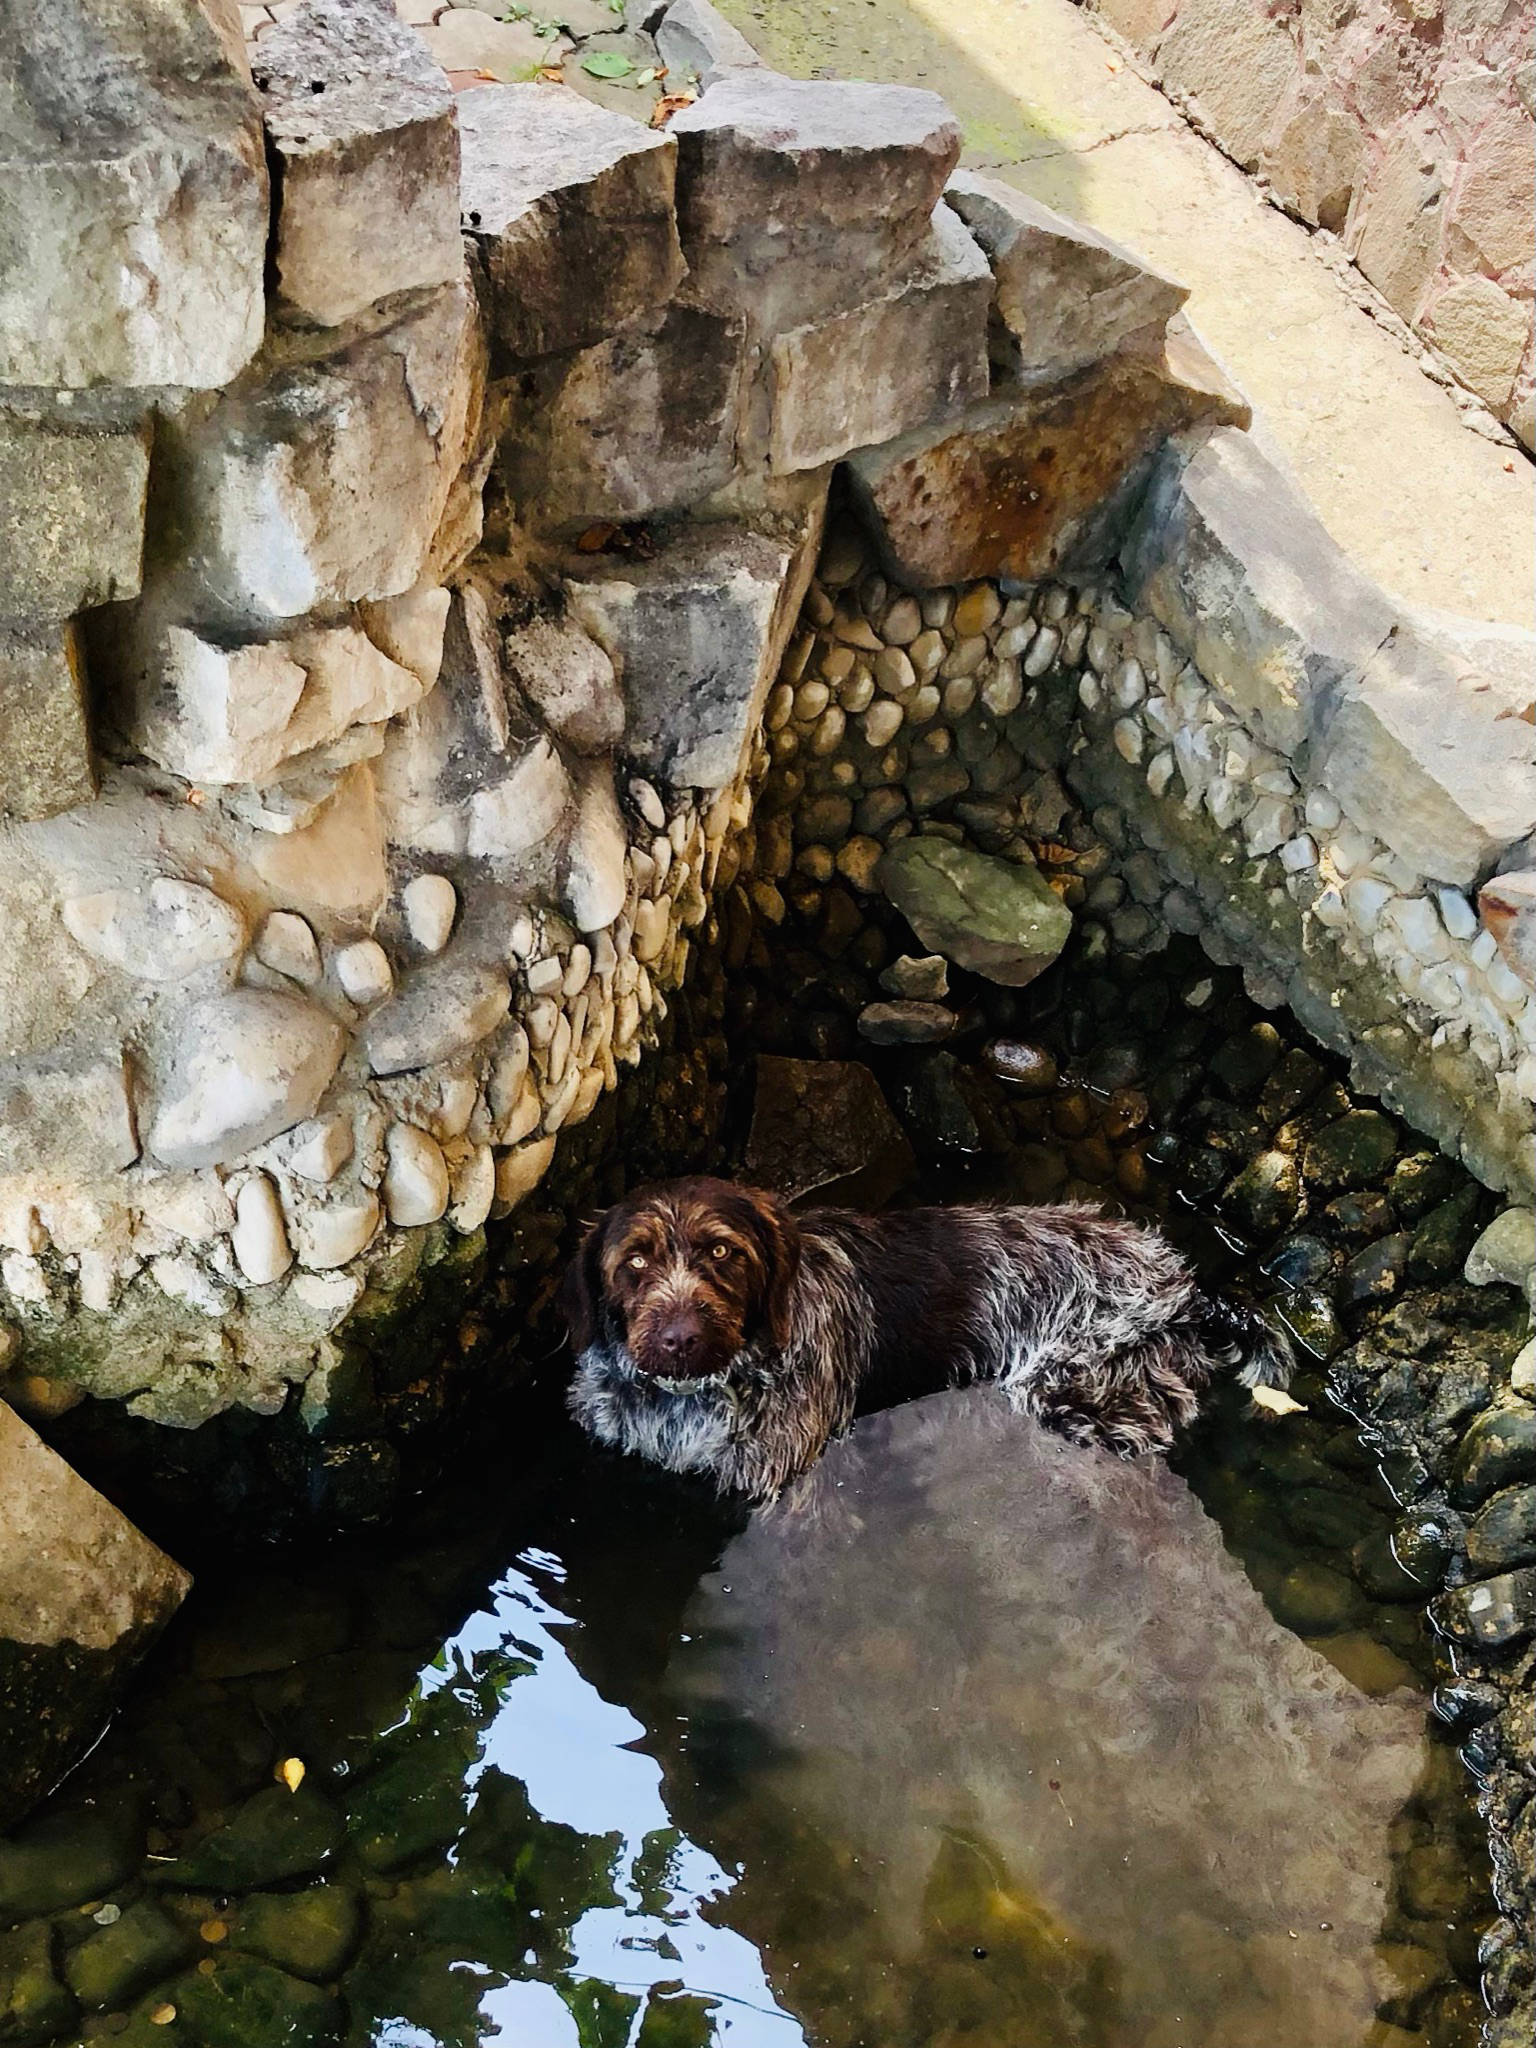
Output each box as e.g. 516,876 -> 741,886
561,1177 -> 802,1381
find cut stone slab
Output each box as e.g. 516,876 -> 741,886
157,277 -> 485,627
0,621 -> 97,823
0,407 -> 150,618
847,318 -> 1249,591
501,611 -> 624,755
1121,426 -> 1401,757
669,72 -> 960,331
0,1047 -> 140,1178
499,301 -> 746,528
458,84 -> 684,362
254,0 -> 462,327
1309,619 -> 1536,888
119,614 -> 428,786
0,1401 -> 190,1828
420,7 -> 562,81
877,837 -> 1073,986
0,0 -> 267,388
945,169 -> 1187,384
149,991 -> 347,1168
1479,870 -> 1536,990
768,206 -> 991,473
744,1054 -> 915,1207
567,523 -> 803,790
653,0 -> 764,85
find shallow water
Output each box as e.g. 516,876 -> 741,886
1,1193 -> 1492,2048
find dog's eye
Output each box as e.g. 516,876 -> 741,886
627,1254 -> 647,1272
709,1242 -> 733,1261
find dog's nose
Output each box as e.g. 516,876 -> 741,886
658,1319 -> 697,1359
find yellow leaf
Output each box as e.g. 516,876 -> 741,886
150,2005 -> 177,2026
277,1756 -> 306,1792
200,1918 -> 229,1944
1251,1385 -> 1308,1417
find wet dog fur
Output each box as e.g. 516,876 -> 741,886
563,1177 -> 1293,1501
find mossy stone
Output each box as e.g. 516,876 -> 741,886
64,1902 -> 191,2012
1466,1486 -> 1536,1573
1282,1484 -> 1380,1552
1256,1046 -> 1324,1126
1339,1233 -> 1409,1311
156,1788 -> 342,1892
1350,1526 -> 1431,1603
0,1796 -> 143,1919
1450,1402 -> 1536,1508
168,1956 -> 339,2048
0,1921 -> 76,2046
1408,1187 -> 1484,1281
1261,1232 -> 1334,1289
231,1885 -> 362,1983
1301,1110 -> 1399,1192
1210,1022 -> 1284,1097
1270,1561 -> 1366,1635
876,836 -> 1072,987
1390,1511 -> 1458,1586
1220,1150 -> 1301,1238
1276,1288 -> 1343,1362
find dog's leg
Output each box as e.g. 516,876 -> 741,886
1013,1332 -> 1212,1458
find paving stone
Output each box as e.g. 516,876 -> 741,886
877,836 -> 1073,986
568,522 -> 804,790
848,316 -> 1247,588
0,406 -> 150,618
1,1403 -> 189,1827
253,0 -> 460,329
946,168 -> 1186,382
0,621 -> 97,823
500,301 -> 746,527
459,83 -> 684,361
420,6 -> 561,80
155,278 -> 484,628
0,0 -> 267,386
669,71 -> 960,332
767,206 -> 991,473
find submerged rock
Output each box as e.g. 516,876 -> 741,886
155,1786 -> 343,1891
877,837 -> 1072,986
0,1405 -> 190,1830
744,1055 -> 914,1208
167,1955 -> 340,2048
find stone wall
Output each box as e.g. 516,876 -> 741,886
0,0 -> 1531,1466
1077,0 -> 1535,450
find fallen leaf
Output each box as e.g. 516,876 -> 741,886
445,68 -> 498,90
536,64 -> 565,82
581,49 -> 634,77
650,91 -> 696,128
576,523 -> 619,552
276,1756 -> 306,1792
635,65 -> 657,85
150,2006 -> 177,2027
200,1919 -> 229,1944
1251,1384 -> 1308,1417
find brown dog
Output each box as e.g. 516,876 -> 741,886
563,1177 -> 1291,1501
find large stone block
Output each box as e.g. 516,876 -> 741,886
877,838 -> 1072,986
1120,427 -> 1398,756
254,0 -> 463,328
669,72 -> 960,331
1,1403 -> 190,1827
0,0 -> 266,387
118,613 -> 428,786
1155,0 -> 1296,171
499,302 -> 746,529
0,623 -> 97,823
652,0 -> 764,86
0,1046 -> 139,1178
1310,623 -> 1536,888
157,278 -> 485,627
459,84 -> 684,361
847,319 -> 1249,591
567,522 -> 805,790
767,207 -> 991,474
944,170 -> 1187,384
0,407 -> 150,618
148,990 -> 347,1168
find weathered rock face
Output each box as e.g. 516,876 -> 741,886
568,523 -> 812,791
945,170 -> 1188,384
0,408 -> 151,620
459,85 -> 684,361
0,1402 -> 190,1827
254,0 -> 463,329
878,838 -> 1074,986
847,321 -> 1249,590
0,0 -> 267,389
0,624 -> 97,824
669,72 -> 962,331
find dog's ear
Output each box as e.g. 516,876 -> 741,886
560,1211 -> 611,1353
749,1191 -> 802,1349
